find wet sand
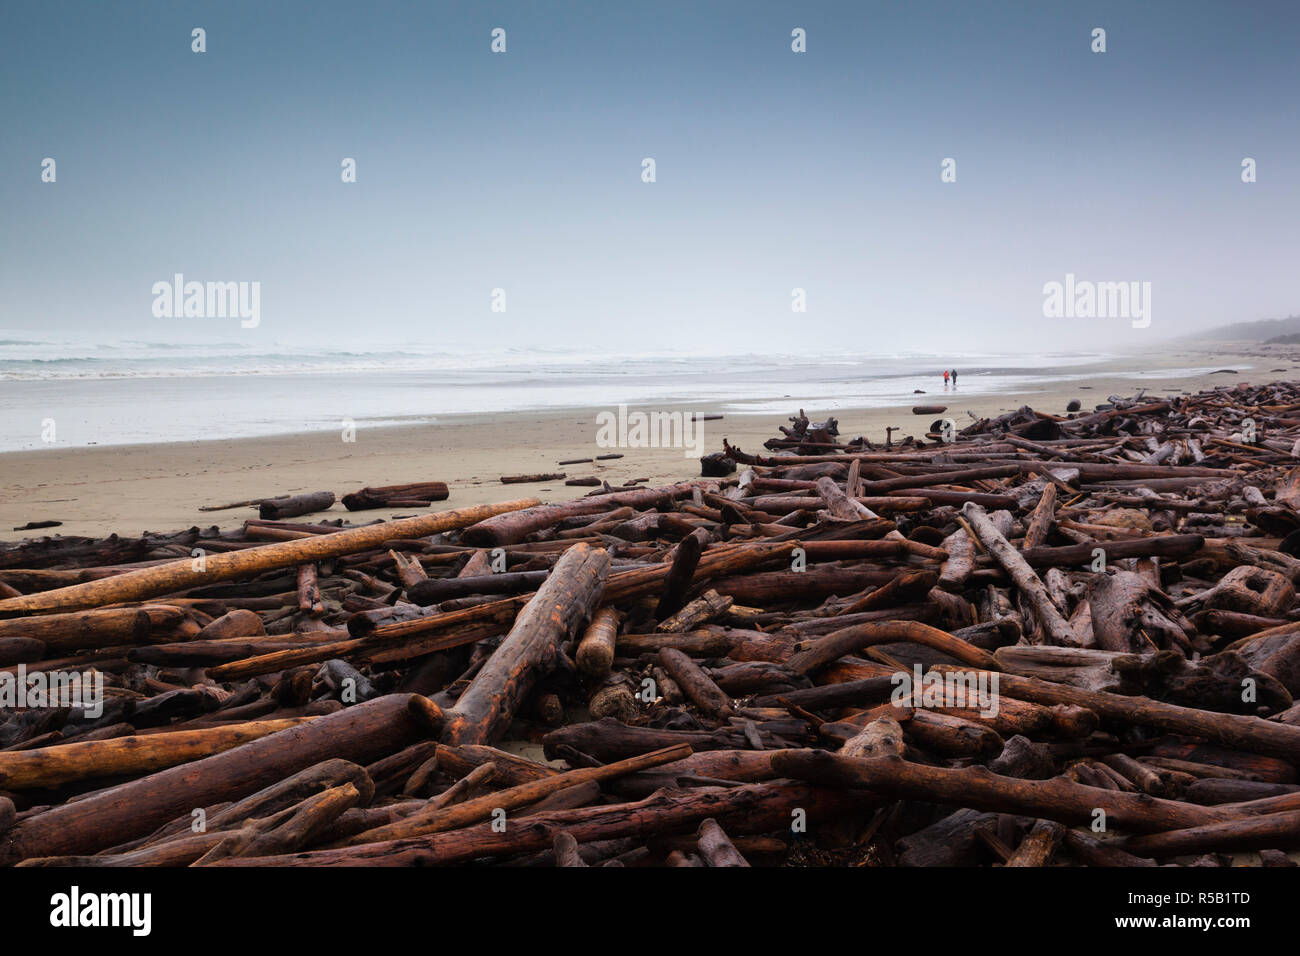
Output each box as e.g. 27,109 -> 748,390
0,345 -> 1288,542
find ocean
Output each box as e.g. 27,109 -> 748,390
0,334 -> 1214,452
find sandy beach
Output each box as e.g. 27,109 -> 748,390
0,344 -> 1288,542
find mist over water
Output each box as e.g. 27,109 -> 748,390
0,332 -> 1221,451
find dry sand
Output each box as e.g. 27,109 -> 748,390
0,345 -> 1290,542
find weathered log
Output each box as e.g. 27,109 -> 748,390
657,647 -> 732,716
0,797 -> 14,838
1123,810 -> 1300,858
962,503 -> 1076,646
654,529 -> 706,619
1010,536 -> 1206,570
553,831 -> 588,866
771,750 -> 1226,832
710,567 -> 901,604
0,637 -> 45,665
1004,819 -> 1066,866
695,818 -> 750,866
1022,483 -> 1057,551
839,716 -> 906,760
0,693 -> 440,864
501,473 -> 566,484
0,717 -> 310,790
937,528 -> 974,592
991,671 -> 1300,762
341,482 -> 449,510
194,782 -> 361,863
297,563 -> 324,615
0,500 -> 538,616
440,543 -> 611,745
656,589 -> 733,632
575,607 -> 622,679
785,620 -> 998,675
259,492 -> 336,520
408,571 -> 549,605
0,605 -> 187,652
197,608 -> 265,641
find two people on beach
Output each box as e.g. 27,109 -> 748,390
943,369 -> 958,386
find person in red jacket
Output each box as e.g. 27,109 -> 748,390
943,369 -> 950,385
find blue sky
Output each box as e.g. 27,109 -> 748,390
1,0 -> 1297,353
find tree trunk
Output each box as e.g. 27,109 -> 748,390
0,500 -> 539,616
440,543 -> 611,745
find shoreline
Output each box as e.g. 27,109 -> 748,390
1,344 -> 1292,541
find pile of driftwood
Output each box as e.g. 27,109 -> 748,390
4,382 -> 1300,867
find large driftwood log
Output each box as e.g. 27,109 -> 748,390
259,491 -> 336,520
341,482 -> 449,510
1122,809 -> 1300,857
0,693 -> 440,865
962,502 -> 1077,645
991,671 -> 1300,762
440,543 -> 611,745
0,606 -> 187,652
0,717 -> 310,790
0,500 -> 539,616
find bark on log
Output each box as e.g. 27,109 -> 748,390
341,482 -> 449,510
657,647 -> 733,716
0,717 -> 310,790
0,606 -> 187,652
259,492 -> 336,520
575,607 -> 622,679
408,571 -> 549,605
1005,819 -> 1066,867
1123,809 -> 1300,858
695,818 -> 750,866
962,503 -> 1076,646
785,620 -> 999,675
655,529 -> 707,619
440,543 -> 611,745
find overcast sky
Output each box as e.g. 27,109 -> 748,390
1,0 -> 1296,355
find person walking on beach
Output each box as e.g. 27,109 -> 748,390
943,369 -> 950,386
951,369 -> 959,386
